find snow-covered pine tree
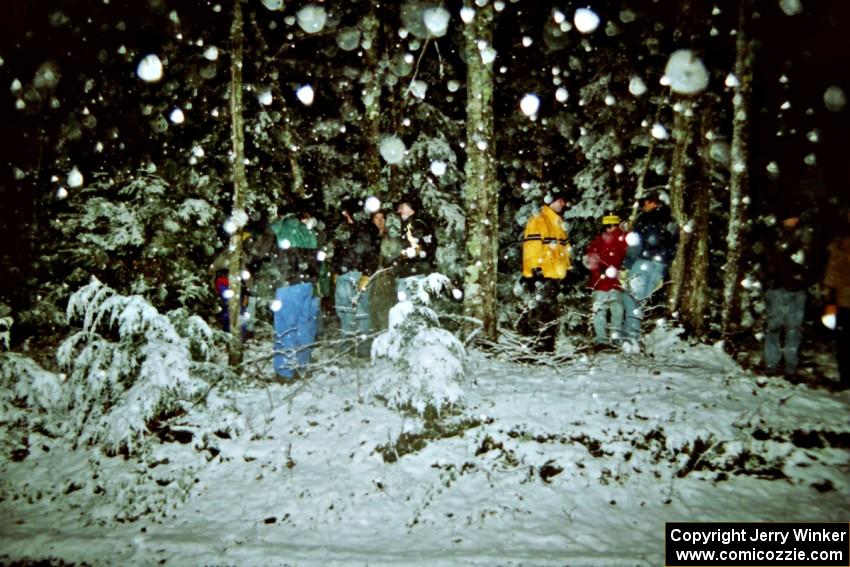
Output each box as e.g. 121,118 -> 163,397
370,274 -> 466,416
55,278 -> 229,455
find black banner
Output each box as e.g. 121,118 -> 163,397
666,522 -> 849,566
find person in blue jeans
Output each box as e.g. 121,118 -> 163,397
621,191 -> 678,351
248,207 -> 323,380
761,213 -> 814,377
333,198 -> 382,357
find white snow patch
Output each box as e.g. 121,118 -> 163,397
651,123 -> 669,140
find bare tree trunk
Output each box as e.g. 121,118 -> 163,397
361,1 -> 383,195
722,0 -> 753,335
462,2 -> 498,340
667,99 -> 696,316
227,0 -> 247,365
667,99 -> 713,334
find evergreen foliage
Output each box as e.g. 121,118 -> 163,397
50,173 -> 219,312
370,274 -> 466,415
54,278 -> 231,455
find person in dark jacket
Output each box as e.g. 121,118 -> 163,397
333,198 -> 382,357
762,212 -> 814,376
621,191 -> 678,350
394,195 -> 437,301
583,214 -> 628,349
822,208 -> 850,389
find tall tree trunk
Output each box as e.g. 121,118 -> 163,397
667,99 -> 696,317
361,1 -> 383,196
227,0 -> 247,364
722,0 -> 753,336
667,100 -> 712,333
461,2 -> 498,340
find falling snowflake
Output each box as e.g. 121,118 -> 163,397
296,85 -> 315,105
423,7 -> 450,37
574,8 -> 600,33
662,50 -> 709,95
379,136 -> 406,164
629,76 -> 647,96
824,86 -> 846,112
520,94 -> 540,116
297,4 -> 327,34
67,167 -> 84,188
365,196 -> 381,213
136,54 -> 163,82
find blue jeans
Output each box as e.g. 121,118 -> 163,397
592,290 -> 624,345
273,283 -> 320,379
764,288 -> 806,374
334,271 -> 372,356
396,275 -> 426,303
623,259 -> 666,341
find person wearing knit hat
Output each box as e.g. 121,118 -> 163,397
583,213 -> 628,351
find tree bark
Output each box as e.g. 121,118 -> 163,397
461,3 -> 498,340
361,1 -> 383,195
721,0 -> 753,336
227,0 -> 247,364
667,99 -> 696,318
667,99 -> 712,334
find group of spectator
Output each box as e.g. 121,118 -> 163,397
520,190 -> 849,389
212,188 -> 849,391
213,195 -> 435,380
521,190 -> 678,355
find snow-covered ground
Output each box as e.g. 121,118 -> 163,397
1,331 -> 848,566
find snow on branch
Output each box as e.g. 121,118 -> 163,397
56,277 -> 229,455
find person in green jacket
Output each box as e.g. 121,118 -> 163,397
250,207 -> 322,379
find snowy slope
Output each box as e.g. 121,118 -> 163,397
1,334 -> 848,566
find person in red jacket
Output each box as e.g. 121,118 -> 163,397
583,214 -> 628,350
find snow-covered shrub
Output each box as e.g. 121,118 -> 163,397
55,278 -> 227,455
0,353 -> 64,457
0,315 -> 11,351
370,274 -> 466,415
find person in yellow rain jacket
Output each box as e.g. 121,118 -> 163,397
520,192 -> 572,353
